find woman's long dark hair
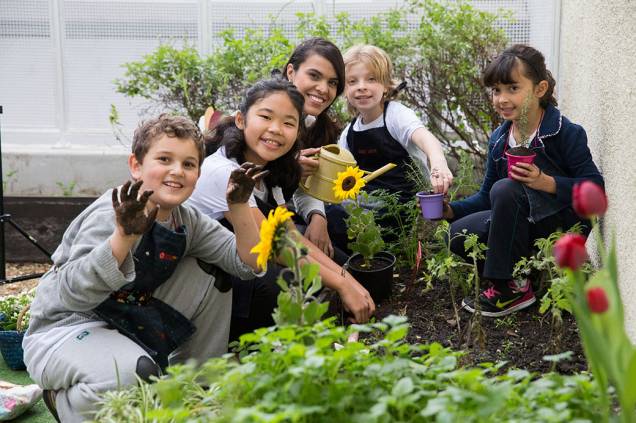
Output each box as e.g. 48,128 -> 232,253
483,44 -> 558,108
205,78 -> 304,196
283,37 -> 345,148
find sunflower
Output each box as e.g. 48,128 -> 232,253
250,206 -> 294,271
333,166 -> 366,201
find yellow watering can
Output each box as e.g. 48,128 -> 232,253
299,144 -> 396,204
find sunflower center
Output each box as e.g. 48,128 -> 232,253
341,176 -> 357,191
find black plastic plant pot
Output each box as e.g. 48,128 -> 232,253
346,251 -> 396,304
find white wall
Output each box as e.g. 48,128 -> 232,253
559,0 -> 636,338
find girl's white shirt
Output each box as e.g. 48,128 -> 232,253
337,101 -> 429,170
188,147 -> 288,220
508,128 -> 538,148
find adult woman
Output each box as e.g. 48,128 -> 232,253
282,38 -> 346,258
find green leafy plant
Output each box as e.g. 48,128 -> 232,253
423,221 -> 471,334
249,206 -> 328,329
113,0 -> 508,166
344,191 -> 385,267
56,180 -> 77,197
400,0 -> 509,164
463,231 -> 488,349
513,224 -> 592,349
370,188 -> 421,267
95,315 -> 606,422
0,291 -> 34,331
554,183 -> 636,423
114,44 -> 222,122
271,230 -> 328,328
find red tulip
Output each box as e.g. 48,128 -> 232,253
553,233 -> 589,270
586,287 -> 609,313
573,182 -> 608,218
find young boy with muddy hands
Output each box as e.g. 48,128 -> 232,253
22,114 -> 267,423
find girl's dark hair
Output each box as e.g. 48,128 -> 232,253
483,44 -> 558,108
283,37 -> 345,148
207,78 -> 304,195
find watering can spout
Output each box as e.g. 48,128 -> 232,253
362,163 -> 397,183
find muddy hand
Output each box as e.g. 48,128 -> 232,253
227,162 -> 270,204
112,180 -> 158,235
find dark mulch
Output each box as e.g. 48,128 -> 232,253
371,268 -> 587,374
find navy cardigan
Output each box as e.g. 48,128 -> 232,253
450,103 -> 604,221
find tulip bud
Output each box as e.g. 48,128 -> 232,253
553,233 -> 589,270
572,181 -> 608,218
586,287 -> 609,313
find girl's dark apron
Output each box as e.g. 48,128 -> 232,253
94,222 -> 194,370
346,102 -> 414,201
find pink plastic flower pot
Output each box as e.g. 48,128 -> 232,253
416,191 -> 444,220
505,151 -> 536,178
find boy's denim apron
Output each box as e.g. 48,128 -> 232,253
94,222 -> 194,370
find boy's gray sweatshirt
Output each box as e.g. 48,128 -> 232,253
25,190 -> 255,338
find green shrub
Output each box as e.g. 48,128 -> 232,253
95,315 -> 605,422
0,291 -> 34,331
113,0 -> 507,166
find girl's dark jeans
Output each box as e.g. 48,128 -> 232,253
448,178 -> 586,280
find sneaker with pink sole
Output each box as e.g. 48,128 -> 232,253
462,278 -> 536,317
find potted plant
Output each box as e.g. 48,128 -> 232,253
0,291 -> 34,370
505,92 -> 537,177
330,166 -> 396,303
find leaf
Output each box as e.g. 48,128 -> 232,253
392,377 -> 414,396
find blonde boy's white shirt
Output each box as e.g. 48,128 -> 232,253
337,101 -> 429,171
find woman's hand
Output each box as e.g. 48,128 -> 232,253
304,214 -> 334,258
429,164 -> 454,194
112,180 -> 157,236
226,162 -> 269,205
298,147 -> 320,178
510,163 -> 556,193
339,277 -> 375,323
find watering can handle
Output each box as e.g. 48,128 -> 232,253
362,163 -> 397,183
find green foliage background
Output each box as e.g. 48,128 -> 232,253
113,0 -> 509,164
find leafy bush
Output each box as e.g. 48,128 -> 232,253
95,315 -> 605,422
0,291 -> 34,331
113,0 -> 507,166
114,45 -> 222,122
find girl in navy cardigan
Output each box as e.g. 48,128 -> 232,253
444,44 -> 603,317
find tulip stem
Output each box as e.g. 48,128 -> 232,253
592,217 -> 606,267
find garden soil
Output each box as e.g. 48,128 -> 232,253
3,263 -> 586,374
372,268 -> 586,374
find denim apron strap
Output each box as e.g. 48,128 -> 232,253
94,221 -> 194,370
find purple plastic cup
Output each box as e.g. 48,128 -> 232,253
505,151 -> 536,178
416,191 -> 444,220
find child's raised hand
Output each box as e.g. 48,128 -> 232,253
112,180 -> 158,235
227,162 -> 269,205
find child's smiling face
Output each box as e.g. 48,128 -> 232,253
129,135 -> 200,220
490,63 -> 547,122
236,91 -> 300,166
344,62 -> 386,122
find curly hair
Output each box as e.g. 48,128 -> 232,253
132,114 -> 204,165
